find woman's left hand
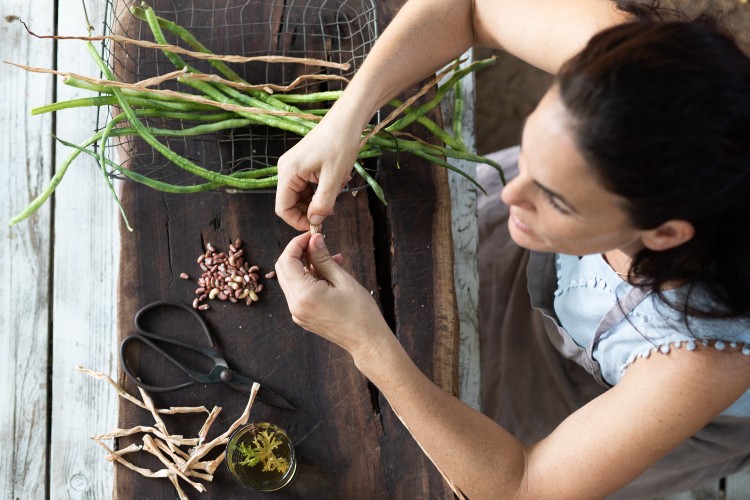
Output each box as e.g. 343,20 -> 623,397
275,232 -> 391,361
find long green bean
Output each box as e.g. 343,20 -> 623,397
141,6 -> 316,138
387,58 -> 495,133
85,41 -> 278,189
131,5 -> 304,115
11,6 -> 504,228
99,113 -> 132,230
389,98 -> 464,151
64,77 -> 219,111
59,136 -> 278,193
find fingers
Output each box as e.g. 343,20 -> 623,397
275,232 -> 314,290
332,253 -> 345,266
275,171 -> 312,231
305,233 -> 346,285
307,168 -> 341,226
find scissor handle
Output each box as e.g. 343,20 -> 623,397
120,334 -> 233,392
134,300 -> 215,347
121,300 -> 226,392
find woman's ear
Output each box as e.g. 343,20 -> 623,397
641,220 -> 695,251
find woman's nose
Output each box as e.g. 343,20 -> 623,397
501,175 -> 535,211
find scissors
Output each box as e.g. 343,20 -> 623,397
120,300 -> 294,410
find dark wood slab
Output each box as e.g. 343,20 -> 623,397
112,0 -> 458,497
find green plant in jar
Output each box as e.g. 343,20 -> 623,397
226,422 -> 296,491
236,428 -> 290,473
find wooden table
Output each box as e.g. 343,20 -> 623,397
0,0 -> 480,497
110,0 -> 461,496
5,0 -> 749,498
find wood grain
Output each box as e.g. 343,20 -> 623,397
0,2 -> 54,499
443,52 -> 481,411
49,0 -> 120,498
111,0 -> 455,497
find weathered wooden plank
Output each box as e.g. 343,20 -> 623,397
442,51 -> 481,410
368,5 -> 459,498
655,481 -> 721,499
0,2 -> 54,499
115,184 -> 388,499
49,0 -> 119,498
109,0 -> 454,497
106,0 -> 457,496
726,469 -> 750,499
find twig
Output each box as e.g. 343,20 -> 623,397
20,22 -> 350,70
5,61 -> 322,122
75,366 -> 207,414
358,59 -> 463,149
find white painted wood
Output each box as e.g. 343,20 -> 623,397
49,0 -> 119,498
726,469 -> 750,499
442,51 -> 481,411
0,2 -> 55,498
656,481 -> 721,500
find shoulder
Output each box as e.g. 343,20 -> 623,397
623,341 -> 750,409
472,0 -> 631,73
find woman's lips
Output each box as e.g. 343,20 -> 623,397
510,208 -> 533,235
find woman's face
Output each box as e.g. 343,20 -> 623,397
502,87 -> 644,256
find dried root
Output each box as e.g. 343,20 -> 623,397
78,366 -> 260,499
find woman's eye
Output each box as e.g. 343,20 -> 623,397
544,190 -> 570,215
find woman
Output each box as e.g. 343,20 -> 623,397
274,1 -> 750,497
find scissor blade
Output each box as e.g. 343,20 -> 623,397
225,376 -> 295,410
256,386 -> 296,411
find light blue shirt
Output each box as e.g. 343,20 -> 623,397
553,253 -> 750,417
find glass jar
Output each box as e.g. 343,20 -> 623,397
225,421 -> 297,491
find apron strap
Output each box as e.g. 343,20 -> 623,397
588,285 -> 652,358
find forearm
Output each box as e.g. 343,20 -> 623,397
323,0 -> 629,133
323,0 -> 475,133
353,332 -> 530,499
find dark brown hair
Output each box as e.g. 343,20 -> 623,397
557,2 -> 750,317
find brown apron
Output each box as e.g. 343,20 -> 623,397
477,146 -> 750,498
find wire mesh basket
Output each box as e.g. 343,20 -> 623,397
99,0 -> 379,193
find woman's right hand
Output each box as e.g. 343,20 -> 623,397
275,114 -> 363,232
275,231 -> 391,361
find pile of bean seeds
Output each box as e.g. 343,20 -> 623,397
181,239 -> 275,310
